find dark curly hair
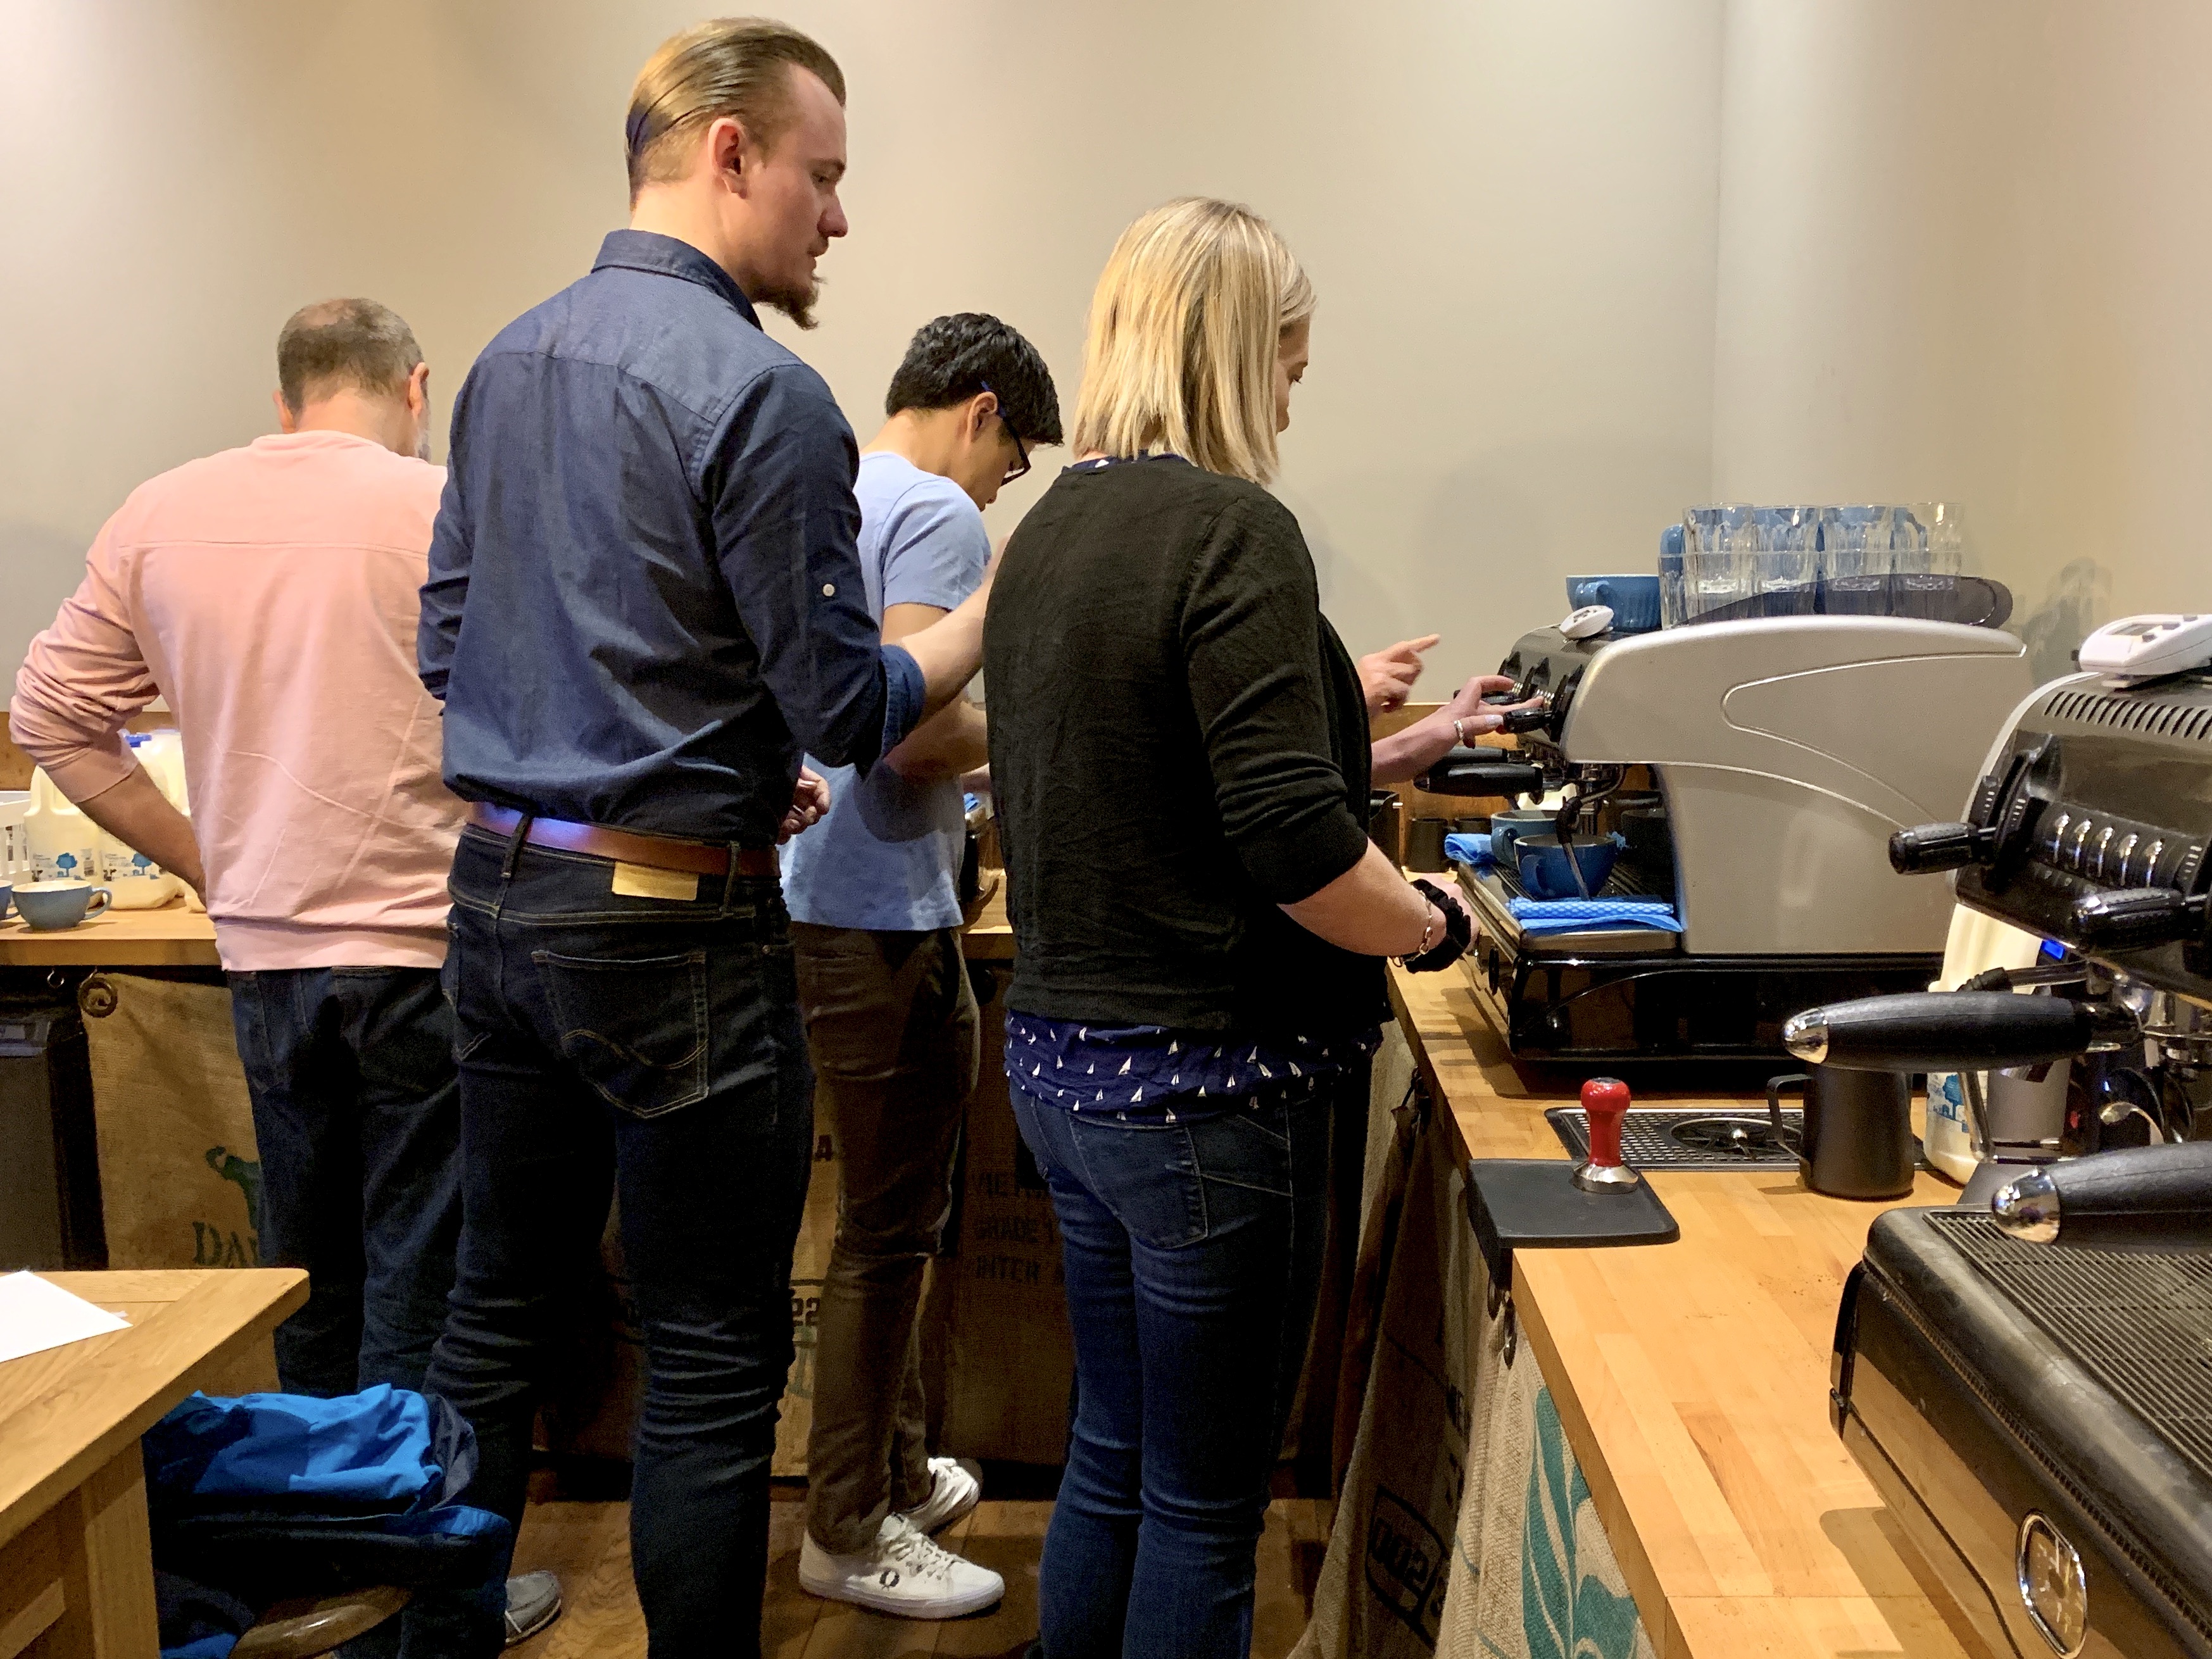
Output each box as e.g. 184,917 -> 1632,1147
884,313 -> 1064,446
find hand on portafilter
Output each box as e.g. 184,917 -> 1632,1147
1400,878 -> 1471,973
1442,672 -> 1543,743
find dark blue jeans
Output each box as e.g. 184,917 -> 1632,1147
417,828 -> 813,1659
1012,1066 -> 1352,1659
226,966 -> 461,1398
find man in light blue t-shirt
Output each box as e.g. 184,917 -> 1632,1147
782,314 -> 1062,1618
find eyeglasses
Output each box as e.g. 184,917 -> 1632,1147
979,381 -> 1029,485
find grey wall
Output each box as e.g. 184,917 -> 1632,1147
10,1 -> 2207,715
0,0 -> 1724,701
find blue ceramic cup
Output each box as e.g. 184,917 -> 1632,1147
14,880 -> 112,931
1563,575 -> 1662,634
1514,834 -> 1625,900
0,881 -> 11,920
1488,808 -> 1557,872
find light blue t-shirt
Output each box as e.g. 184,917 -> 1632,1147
781,451 -> 990,931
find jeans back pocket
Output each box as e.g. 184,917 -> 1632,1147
1071,1118 -> 1210,1250
533,948 -> 710,1118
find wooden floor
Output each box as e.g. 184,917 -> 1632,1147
505,1478 -> 1333,1659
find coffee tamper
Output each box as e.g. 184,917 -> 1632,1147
1573,1076 -> 1641,1192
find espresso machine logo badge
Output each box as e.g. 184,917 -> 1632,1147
2016,1512 -> 2089,1656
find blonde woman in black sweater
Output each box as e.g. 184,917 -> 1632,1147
985,197 -> 1472,1659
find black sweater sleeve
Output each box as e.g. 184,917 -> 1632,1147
1179,492 -> 1373,905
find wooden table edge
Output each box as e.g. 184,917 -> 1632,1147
0,1268 -> 308,1555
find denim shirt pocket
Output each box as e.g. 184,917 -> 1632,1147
533,948 -> 711,1118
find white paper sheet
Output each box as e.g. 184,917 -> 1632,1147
0,1270 -> 130,1365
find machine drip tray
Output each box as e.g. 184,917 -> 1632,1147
1926,1211 -> 2212,1481
1547,1106 -> 1802,1170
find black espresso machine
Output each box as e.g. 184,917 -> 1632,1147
1782,652 -> 2212,1658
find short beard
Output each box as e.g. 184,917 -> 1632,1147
760,275 -> 824,332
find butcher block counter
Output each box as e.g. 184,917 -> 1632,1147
0,879 -> 1015,968
1385,962 -> 1987,1659
0,900 -> 220,967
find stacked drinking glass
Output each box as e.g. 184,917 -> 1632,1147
1659,503 -> 1964,628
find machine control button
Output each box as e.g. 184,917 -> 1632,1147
2113,832 -> 2140,884
2068,818 -> 2096,873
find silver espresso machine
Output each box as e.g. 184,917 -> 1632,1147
1420,615 -> 2035,1060
1783,648 -> 2212,1659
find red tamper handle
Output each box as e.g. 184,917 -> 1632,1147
1581,1077 -> 1631,1169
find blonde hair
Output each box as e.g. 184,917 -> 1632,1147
625,18 -> 845,201
1071,198 -> 1315,485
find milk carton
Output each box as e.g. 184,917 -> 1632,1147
101,732 -> 191,906
27,731 -> 193,905
0,791 -> 28,884
25,769 -> 103,884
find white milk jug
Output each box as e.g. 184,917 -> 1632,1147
1922,904 -> 2049,1184
24,768 -> 103,885
100,731 -> 192,908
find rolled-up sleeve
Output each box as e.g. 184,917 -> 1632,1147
708,365 -> 918,770
1181,496 -> 1371,905
10,518 -> 158,801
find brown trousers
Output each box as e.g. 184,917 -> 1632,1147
793,922 -> 980,1553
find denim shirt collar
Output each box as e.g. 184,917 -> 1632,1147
591,230 -> 762,329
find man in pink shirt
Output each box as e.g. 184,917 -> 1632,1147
14,297 -> 497,1440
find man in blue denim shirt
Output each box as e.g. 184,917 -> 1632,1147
412,21 -> 996,1657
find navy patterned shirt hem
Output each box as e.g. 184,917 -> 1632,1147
1004,1011 -> 1381,1123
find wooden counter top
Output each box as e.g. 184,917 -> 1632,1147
0,877 -> 1014,969
961,872 -> 1013,960
1387,964 -> 1984,1659
0,899 -> 219,967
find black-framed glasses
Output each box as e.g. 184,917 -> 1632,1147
979,380 -> 1029,485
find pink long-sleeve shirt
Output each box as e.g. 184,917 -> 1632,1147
11,430 -> 463,970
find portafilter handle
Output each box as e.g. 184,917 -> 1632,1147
1415,748 -> 1547,798
2070,886 -> 2209,952
1992,1142 -> 2212,1248
1781,992 -> 2137,1073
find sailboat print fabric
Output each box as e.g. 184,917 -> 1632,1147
1002,1013 -> 1380,1121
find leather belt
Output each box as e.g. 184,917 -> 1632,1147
467,803 -> 779,879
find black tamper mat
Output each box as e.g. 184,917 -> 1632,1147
1465,1158 -> 1680,1288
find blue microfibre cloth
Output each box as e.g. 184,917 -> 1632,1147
1507,898 -> 1683,937
1444,832 -> 1493,865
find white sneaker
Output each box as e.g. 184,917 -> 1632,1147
900,1455 -> 983,1536
798,1512 -> 1005,1618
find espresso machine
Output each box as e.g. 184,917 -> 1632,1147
1418,615 -> 2033,1060
1783,641 -> 2212,1658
